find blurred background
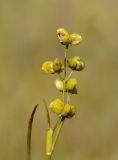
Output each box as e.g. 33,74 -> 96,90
0,0 -> 118,160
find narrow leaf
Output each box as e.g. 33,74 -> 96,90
43,99 -> 51,129
27,104 -> 39,160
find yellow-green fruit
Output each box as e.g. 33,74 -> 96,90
68,56 -> 81,69
73,56 -> 81,61
66,78 -> 77,91
49,99 -> 64,115
61,104 -> 71,117
68,56 -> 85,71
42,61 -> 55,74
53,58 -> 63,73
70,34 -> 82,45
55,78 -> 64,92
57,28 -> 72,45
76,61 -> 85,71
67,105 -> 77,118
55,78 -> 77,94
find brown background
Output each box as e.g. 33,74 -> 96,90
0,0 -> 118,160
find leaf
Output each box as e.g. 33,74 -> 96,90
27,104 -> 39,160
43,99 -> 51,129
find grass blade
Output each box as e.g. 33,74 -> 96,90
43,99 -> 51,129
27,104 -> 39,160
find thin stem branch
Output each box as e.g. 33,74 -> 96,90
64,45 -> 68,79
53,116 -> 62,132
62,45 -> 68,103
52,117 -> 65,153
47,45 -> 68,160
66,71 -> 74,82
52,45 -> 68,153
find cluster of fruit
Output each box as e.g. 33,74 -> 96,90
41,28 -> 85,118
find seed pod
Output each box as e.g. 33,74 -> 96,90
76,61 -> 85,71
55,78 -> 64,92
68,56 -> 81,69
66,78 -> 78,94
42,61 -> 55,74
66,78 -> 77,91
55,78 -> 77,94
61,104 -> 71,117
68,56 -> 85,71
67,105 -> 77,118
53,58 -> 63,73
49,99 -> 64,115
70,34 -> 82,45
57,28 -> 72,45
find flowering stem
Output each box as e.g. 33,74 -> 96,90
64,45 -> 68,79
62,45 -> 68,103
46,45 -> 68,160
51,45 -> 68,157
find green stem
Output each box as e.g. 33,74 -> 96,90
46,128 -> 53,156
52,117 -> 65,153
47,155 -> 52,160
44,100 -> 52,159
53,116 -> 62,132
52,45 -> 68,153
48,45 -> 68,159
64,45 -> 68,79
62,45 -> 68,103
66,71 -> 73,82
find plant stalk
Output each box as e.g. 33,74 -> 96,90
52,45 -> 68,153
62,45 -> 68,103
52,117 -> 65,153
46,45 -> 68,160
47,155 -> 52,160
